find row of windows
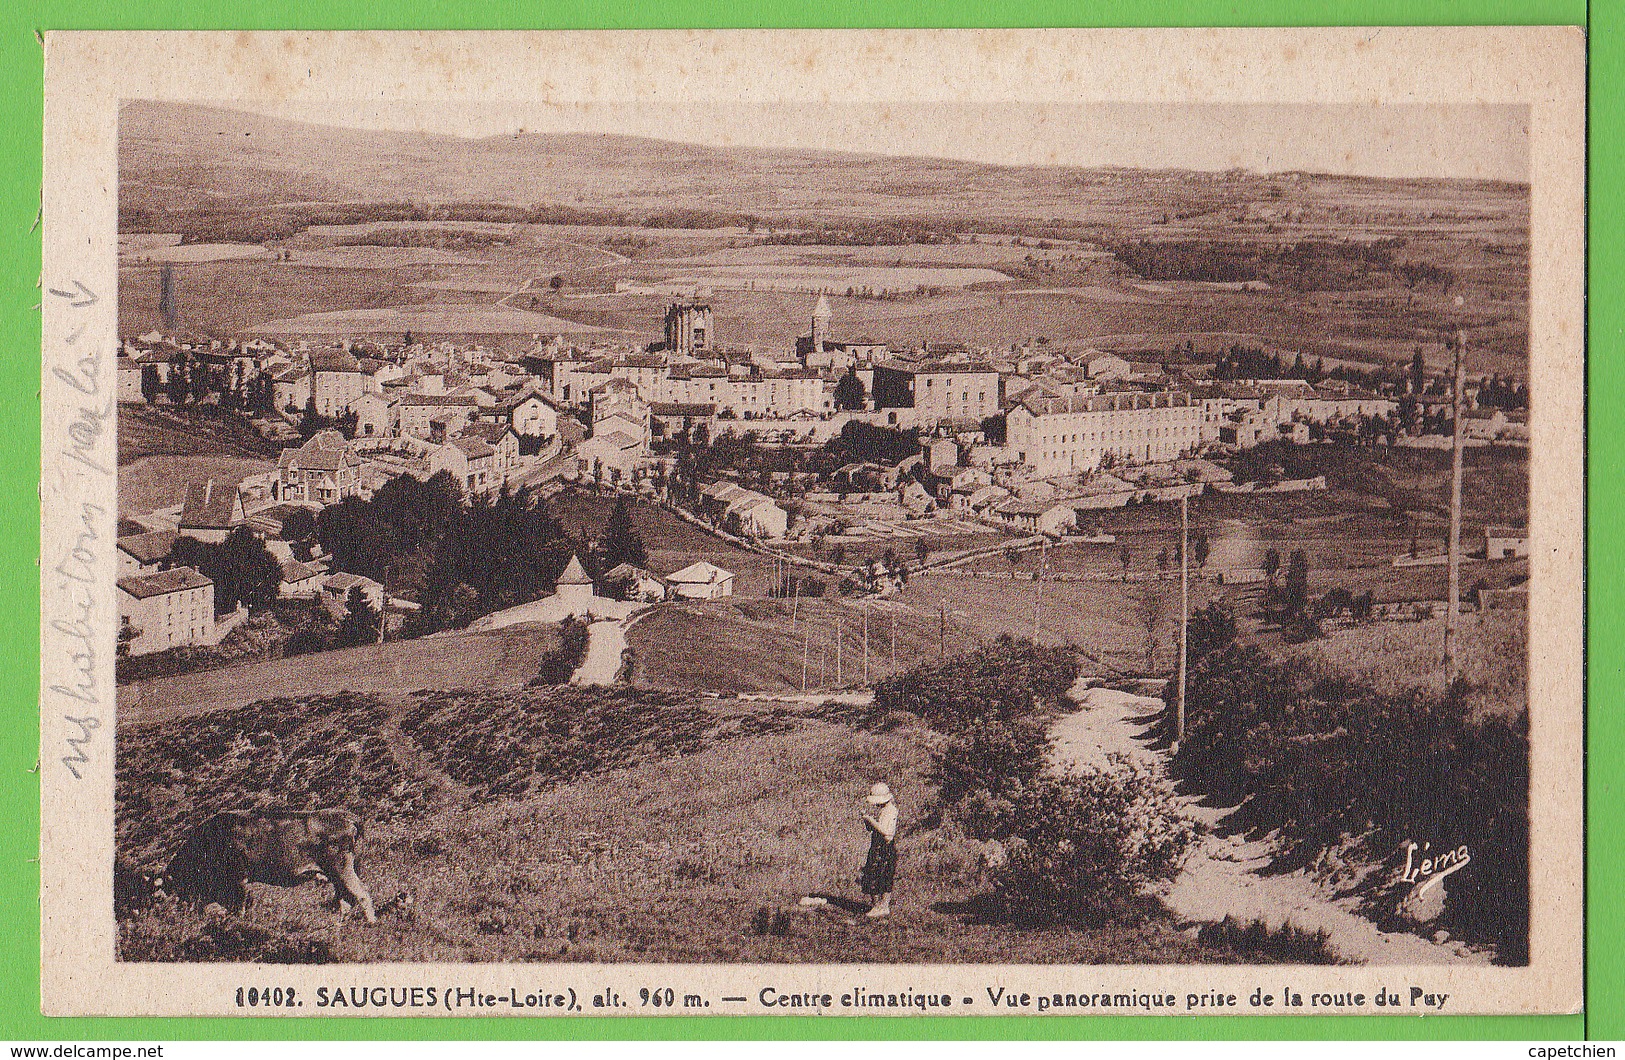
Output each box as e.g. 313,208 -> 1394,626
1032,425 -> 1198,444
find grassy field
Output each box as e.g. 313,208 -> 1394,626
1279,609 -> 1527,719
118,404 -> 281,515
120,454 -> 276,516
118,623 -> 562,727
626,597 -> 980,694
897,574 -> 1218,677
118,686 -> 1251,964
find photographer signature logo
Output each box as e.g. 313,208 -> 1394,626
1399,841 -> 1471,896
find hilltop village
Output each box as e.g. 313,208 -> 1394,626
114,295 -> 1528,661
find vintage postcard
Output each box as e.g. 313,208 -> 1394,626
40,28 -> 1584,1017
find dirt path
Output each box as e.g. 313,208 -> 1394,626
1050,683 -> 1487,966
572,619 -> 630,686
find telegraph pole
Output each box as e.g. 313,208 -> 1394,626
1032,539 -> 1048,641
1443,329 -> 1466,680
1175,492 -> 1189,752
862,603 -> 870,686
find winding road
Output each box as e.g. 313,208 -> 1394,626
1050,683 -> 1487,966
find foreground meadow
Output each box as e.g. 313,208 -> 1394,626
117,687 -> 1247,964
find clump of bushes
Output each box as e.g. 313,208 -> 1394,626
532,616 -> 590,685
874,634 -> 1078,722
978,762 -> 1197,925
116,692 -> 427,870
892,636 -> 1195,926
399,687 -> 796,801
1197,916 -> 1342,964
1175,609 -> 1530,963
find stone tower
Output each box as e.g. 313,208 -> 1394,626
811,293 -> 831,354
664,302 -> 714,355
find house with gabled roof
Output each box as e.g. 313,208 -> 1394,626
277,429 -> 362,505
666,560 -> 735,600
177,479 -> 246,543
118,566 -> 215,656
117,529 -> 178,576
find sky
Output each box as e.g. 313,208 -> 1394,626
224,100 -> 1529,183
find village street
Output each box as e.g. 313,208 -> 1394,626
1050,684 -> 1488,966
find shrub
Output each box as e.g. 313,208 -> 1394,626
533,617 -> 590,685
930,716 -> 1051,813
984,760 -> 1198,925
1176,641 -> 1530,962
1197,916 -> 1341,964
874,635 -> 1079,723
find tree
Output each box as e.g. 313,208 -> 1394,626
285,595 -> 335,656
1284,549 -> 1310,615
1192,532 -> 1211,570
280,507 -> 317,542
1263,548 -> 1281,584
1136,589 -> 1165,673
335,586 -> 381,647
600,496 -> 648,569
914,538 -> 931,565
1005,546 -> 1023,576
549,274 -> 564,291
1187,603 -> 1237,660
1119,544 -> 1132,578
169,526 -> 281,615
833,368 -> 868,412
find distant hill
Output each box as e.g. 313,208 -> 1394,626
119,101 -> 1527,230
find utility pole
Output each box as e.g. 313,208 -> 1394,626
1032,539 -> 1048,641
1175,492 -> 1189,753
862,603 -> 870,686
836,617 -> 843,687
1443,329 -> 1466,680
890,614 -> 897,674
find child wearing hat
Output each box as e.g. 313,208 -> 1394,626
859,782 -> 898,918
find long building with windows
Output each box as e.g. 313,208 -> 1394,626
1005,390 -> 1201,474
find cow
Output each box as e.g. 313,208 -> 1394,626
164,809 -> 376,923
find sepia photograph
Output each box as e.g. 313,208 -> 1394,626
38,28 -> 1585,1016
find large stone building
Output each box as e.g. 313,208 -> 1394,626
277,430 -> 363,504
309,347 -> 369,417
871,359 -> 1002,428
1006,391 -> 1201,474
118,566 -> 215,656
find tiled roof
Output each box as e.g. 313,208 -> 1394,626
116,530 -> 178,565
178,479 -> 241,530
118,566 -> 211,600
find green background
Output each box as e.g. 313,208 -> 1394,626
1,0 -> 1605,1042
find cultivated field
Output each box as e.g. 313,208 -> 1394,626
118,103 -> 1530,377
250,305 -> 617,337
627,597 -> 980,694
117,623 -> 564,726
118,687 -> 1254,965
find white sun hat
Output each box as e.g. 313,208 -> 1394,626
866,782 -> 894,805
